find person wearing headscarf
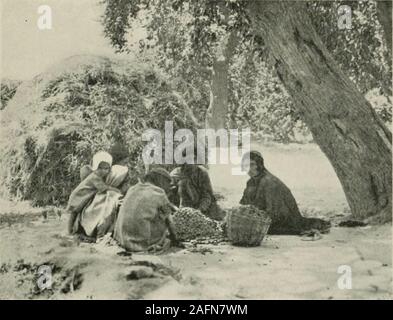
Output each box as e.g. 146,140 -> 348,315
79,165 -> 129,239
80,144 -> 130,181
177,164 -> 225,221
67,151 -> 122,236
80,143 -> 133,193
114,168 -> 179,252
80,150 -> 114,181
240,151 -> 330,235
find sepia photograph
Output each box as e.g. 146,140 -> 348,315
0,0 -> 392,303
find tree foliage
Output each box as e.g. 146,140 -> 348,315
0,79 -> 21,110
0,56 -> 195,206
101,0 -> 391,142
308,0 -> 392,96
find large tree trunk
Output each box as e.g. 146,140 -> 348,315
247,0 -> 392,222
205,58 -> 229,130
205,31 -> 238,130
376,0 -> 392,52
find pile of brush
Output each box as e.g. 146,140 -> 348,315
0,55 -> 196,206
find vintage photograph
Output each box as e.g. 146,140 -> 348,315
0,0 -> 392,301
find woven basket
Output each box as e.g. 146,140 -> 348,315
227,206 -> 272,247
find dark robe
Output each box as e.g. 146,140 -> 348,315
179,166 -> 225,221
240,170 -> 330,234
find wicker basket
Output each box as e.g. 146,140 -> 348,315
226,206 -> 272,247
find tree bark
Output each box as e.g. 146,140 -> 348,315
247,0 -> 392,222
206,59 -> 229,130
376,0 -> 392,52
205,31 -> 238,130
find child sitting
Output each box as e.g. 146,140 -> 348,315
66,151 -> 120,234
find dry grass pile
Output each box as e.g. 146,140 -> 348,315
0,55 -> 195,206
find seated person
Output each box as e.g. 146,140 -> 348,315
113,168 -> 178,252
79,164 -> 128,239
80,142 -> 131,195
168,167 -> 181,206
177,164 -> 225,221
66,151 -> 120,236
240,150 -> 331,235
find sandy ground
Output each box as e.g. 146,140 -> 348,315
153,226 -> 392,299
0,142 -> 391,299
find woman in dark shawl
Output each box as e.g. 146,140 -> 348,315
177,164 -> 226,221
240,151 -> 330,235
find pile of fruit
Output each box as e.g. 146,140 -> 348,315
226,205 -> 272,246
172,207 -> 222,241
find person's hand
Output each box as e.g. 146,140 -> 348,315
169,203 -> 179,212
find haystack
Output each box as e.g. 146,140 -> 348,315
0,55 -> 196,206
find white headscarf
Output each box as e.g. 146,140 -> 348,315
92,151 -> 113,171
